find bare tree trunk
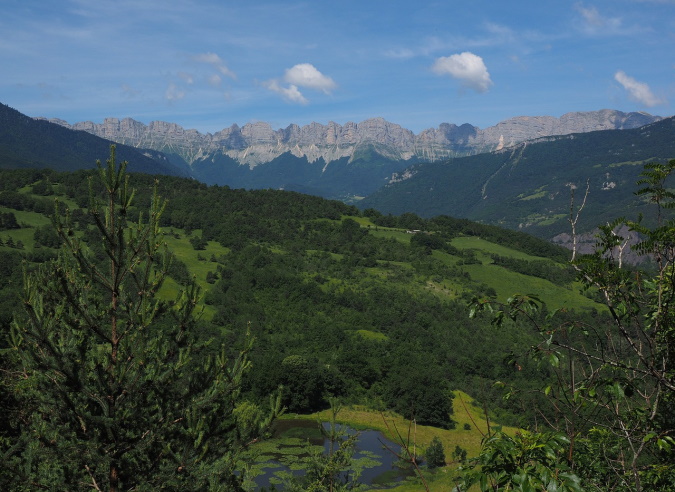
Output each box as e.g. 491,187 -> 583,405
568,180 -> 589,262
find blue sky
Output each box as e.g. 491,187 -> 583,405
2,0 -> 673,133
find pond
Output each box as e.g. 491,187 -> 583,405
248,419 -> 416,490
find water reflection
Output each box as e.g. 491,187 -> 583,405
251,419 -> 415,490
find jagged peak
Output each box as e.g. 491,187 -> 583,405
35,110 -> 664,167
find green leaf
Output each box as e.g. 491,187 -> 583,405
548,353 -> 560,367
643,432 -> 657,443
657,437 -> 674,452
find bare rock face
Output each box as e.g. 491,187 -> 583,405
44,110 -> 662,168
477,110 -> 659,148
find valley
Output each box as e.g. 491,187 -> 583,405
5,102 -> 674,244
4,0 -> 674,488
1,104 -> 674,490
0,165 -> 600,489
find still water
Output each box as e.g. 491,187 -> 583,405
251,419 -> 415,490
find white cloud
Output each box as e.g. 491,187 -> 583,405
614,71 -> 665,107
165,82 -> 185,102
432,52 -> 493,93
208,74 -> 222,87
178,71 -> 194,85
192,52 -> 236,79
283,63 -> 337,94
384,48 -> 416,59
263,63 -> 336,104
263,79 -> 308,105
575,3 -> 622,34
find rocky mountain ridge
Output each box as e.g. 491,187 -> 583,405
360,115 -> 675,239
42,110 -> 660,168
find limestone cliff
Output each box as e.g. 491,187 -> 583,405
42,110 -> 661,168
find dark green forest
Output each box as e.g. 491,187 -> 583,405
0,103 -> 188,176
360,116 -> 675,239
1,153 -> 674,491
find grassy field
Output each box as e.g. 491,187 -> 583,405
0,205 -> 53,251
349,215 -> 377,228
354,329 -> 389,342
0,206 -> 52,228
450,236 -> 602,312
359,229 -> 602,311
0,228 -> 36,251
370,228 -> 413,244
0,198 -> 228,321
461,261 -> 601,311
301,390 -> 518,463
157,228 -> 230,321
2,196 -> 601,316
451,236 -> 553,261
284,390 -> 518,491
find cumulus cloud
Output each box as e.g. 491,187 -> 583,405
614,71 -> 665,107
264,63 -> 336,104
432,52 -> 493,93
263,79 -> 308,105
283,63 -> 337,94
192,52 -> 236,79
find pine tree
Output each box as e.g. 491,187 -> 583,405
425,437 -> 445,469
7,146 -> 278,491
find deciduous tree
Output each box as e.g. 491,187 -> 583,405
468,160 -> 675,490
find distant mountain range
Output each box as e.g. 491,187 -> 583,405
37,109 -> 662,200
360,116 -> 675,242
43,109 -> 660,168
3,101 -> 673,243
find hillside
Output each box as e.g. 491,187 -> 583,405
2,99 -> 671,272
41,109 -> 661,200
0,103 -> 189,176
2,162 -> 669,490
360,116 -> 675,239
0,167 -> 602,429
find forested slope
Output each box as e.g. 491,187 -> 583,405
360,116 -> 675,238
6,163 -> 667,491
0,103 -> 189,176
0,167 -> 599,427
